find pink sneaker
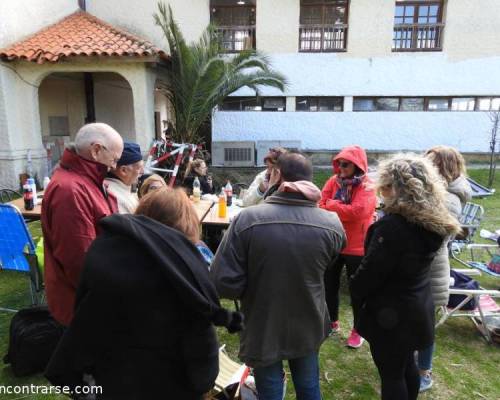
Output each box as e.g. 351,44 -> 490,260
346,329 -> 364,348
329,320 -> 340,335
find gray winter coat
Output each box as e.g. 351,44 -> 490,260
429,176 -> 472,306
210,191 -> 346,367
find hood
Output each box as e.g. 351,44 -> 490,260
447,175 -> 472,207
332,145 -> 369,175
99,214 -> 244,333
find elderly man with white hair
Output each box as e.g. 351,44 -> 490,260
41,122 -> 123,326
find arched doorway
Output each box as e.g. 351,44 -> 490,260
38,72 -> 135,168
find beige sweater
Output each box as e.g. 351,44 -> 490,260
104,177 -> 139,214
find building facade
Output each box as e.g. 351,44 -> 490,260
1,0 -> 500,187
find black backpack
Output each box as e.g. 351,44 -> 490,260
3,306 -> 64,376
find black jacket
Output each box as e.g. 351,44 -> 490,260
351,213 -> 444,351
45,214 -> 242,400
183,174 -> 215,195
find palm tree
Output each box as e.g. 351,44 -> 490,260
154,3 -> 287,144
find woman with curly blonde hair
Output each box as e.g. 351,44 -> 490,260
351,153 -> 460,400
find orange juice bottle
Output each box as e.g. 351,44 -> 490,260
218,189 -> 227,218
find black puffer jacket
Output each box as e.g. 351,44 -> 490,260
46,214 -> 242,400
351,213 -> 444,351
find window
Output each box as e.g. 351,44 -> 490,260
353,98 -> 399,112
477,97 -> 500,111
219,97 -> 286,111
393,0 -> 444,51
299,0 -> 349,52
451,97 -> 475,111
296,97 -> 343,111
353,96 -> 489,112
211,1 -> 256,52
427,97 -> 449,111
400,97 -> 425,111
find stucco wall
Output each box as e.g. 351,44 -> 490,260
0,0 -> 77,48
94,74 -> 135,141
86,0 -> 209,50
445,0 -> 500,60
213,111 -> 493,152
256,0 -> 299,54
38,74 -> 87,139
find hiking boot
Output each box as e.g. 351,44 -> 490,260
329,320 -> 340,336
419,373 -> 433,392
346,329 -> 364,348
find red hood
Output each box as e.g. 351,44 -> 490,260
332,145 -> 369,175
60,148 -> 109,187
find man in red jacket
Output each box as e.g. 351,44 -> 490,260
42,123 -> 123,326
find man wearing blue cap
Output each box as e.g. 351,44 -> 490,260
104,141 -> 144,213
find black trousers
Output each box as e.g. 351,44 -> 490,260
369,341 -> 420,400
324,254 -> 363,326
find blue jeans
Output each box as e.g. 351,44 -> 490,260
417,343 -> 435,371
253,353 -> 321,400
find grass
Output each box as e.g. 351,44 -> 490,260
0,170 -> 499,399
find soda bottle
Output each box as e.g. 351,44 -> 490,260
27,178 -> 38,206
224,181 -> 233,207
192,177 -> 201,203
218,189 -> 227,218
23,182 -> 34,211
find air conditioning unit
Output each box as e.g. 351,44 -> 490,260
256,140 -> 302,166
212,141 -> 256,167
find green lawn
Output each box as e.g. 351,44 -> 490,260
0,169 -> 499,399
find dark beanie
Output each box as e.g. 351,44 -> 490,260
117,141 -> 142,166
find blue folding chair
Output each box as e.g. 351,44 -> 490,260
0,204 -> 43,312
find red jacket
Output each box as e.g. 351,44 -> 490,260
41,149 -> 117,326
319,146 -> 377,256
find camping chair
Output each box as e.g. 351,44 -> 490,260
0,189 -> 22,203
211,346 -> 249,399
435,269 -> 500,344
450,202 -> 484,267
0,204 -> 44,312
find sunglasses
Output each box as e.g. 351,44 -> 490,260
338,161 -> 352,168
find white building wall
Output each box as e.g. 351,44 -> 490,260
0,0 -> 77,48
213,111 -> 492,153
86,0 -> 210,50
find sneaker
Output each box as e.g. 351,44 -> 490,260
329,320 -> 340,336
346,329 -> 364,348
419,373 -> 433,392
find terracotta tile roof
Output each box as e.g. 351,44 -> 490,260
0,11 -> 167,64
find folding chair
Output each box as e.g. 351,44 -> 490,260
435,269 -> 500,344
0,189 -> 22,203
212,345 -> 249,398
450,202 -> 484,267
0,204 -> 44,312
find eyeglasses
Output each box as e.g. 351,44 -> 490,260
97,143 -> 120,166
338,161 -> 352,168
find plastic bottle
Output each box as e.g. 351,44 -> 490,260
23,182 -> 34,211
218,189 -> 227,218
224,181 -> 233,207
192,177 -> 201,203
27,178 -> 38,206
43,177 -> 51,191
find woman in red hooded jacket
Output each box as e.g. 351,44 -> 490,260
319,145 -> 377,348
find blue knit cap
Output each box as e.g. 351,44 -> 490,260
117,142 -> 142,166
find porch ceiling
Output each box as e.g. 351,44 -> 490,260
0,11 -> 168,64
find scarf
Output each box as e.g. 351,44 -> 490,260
334,175 -> 364,204
278,180 -> 322,202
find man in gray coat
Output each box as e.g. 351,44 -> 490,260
211,152 -> 346,400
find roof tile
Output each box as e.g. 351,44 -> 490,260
0,11 -> 166,63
